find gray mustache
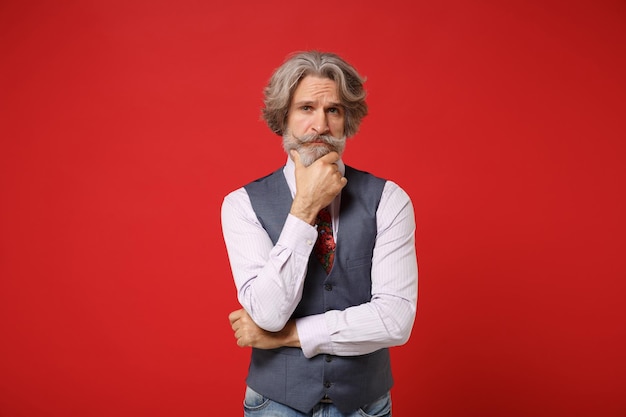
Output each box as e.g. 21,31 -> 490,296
298,133 -> 336,144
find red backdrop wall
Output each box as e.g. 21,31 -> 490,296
1,1 -> 625,416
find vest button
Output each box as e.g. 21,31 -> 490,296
324,381 -> 332,388
325,355 -> 332,363
324,284 -> 333,291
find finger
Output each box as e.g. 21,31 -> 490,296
228,308 -> 244,324
235,329 -> 248,347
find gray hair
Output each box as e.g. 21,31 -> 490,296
262,51 -> 368,138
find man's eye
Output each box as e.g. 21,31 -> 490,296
301,106 -> 311,111
328,108 -> 339,114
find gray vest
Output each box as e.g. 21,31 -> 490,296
243,165 -> 392,414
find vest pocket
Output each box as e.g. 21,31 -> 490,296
346,255 -> 372,270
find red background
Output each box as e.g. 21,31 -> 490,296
1,1 -> 625,416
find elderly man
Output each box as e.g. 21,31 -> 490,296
222,50 -> 418,417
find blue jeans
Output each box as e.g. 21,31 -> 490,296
243,386 -> 392,417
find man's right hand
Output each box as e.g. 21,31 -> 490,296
289,150 -> 347,225
229,308 -> 300,350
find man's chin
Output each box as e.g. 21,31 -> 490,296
298,147 -> 331,167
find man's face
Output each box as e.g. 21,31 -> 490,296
283,75 -> 346,166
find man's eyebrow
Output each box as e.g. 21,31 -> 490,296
292,100 -> 344,108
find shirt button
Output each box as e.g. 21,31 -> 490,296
306,239 -> 313,246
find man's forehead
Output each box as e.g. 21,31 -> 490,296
292,76 -> 340,102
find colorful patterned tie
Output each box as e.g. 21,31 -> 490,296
314,207 -> 336,274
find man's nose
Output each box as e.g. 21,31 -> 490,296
311,110 -> 330,135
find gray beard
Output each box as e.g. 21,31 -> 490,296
282,131 -> 346,167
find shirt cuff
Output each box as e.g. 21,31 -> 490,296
277,214 -> 318,256
295,314 -> 332,358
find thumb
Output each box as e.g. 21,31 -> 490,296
290,149 -> 302,168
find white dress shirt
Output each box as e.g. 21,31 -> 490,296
221,157 -> 418,358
